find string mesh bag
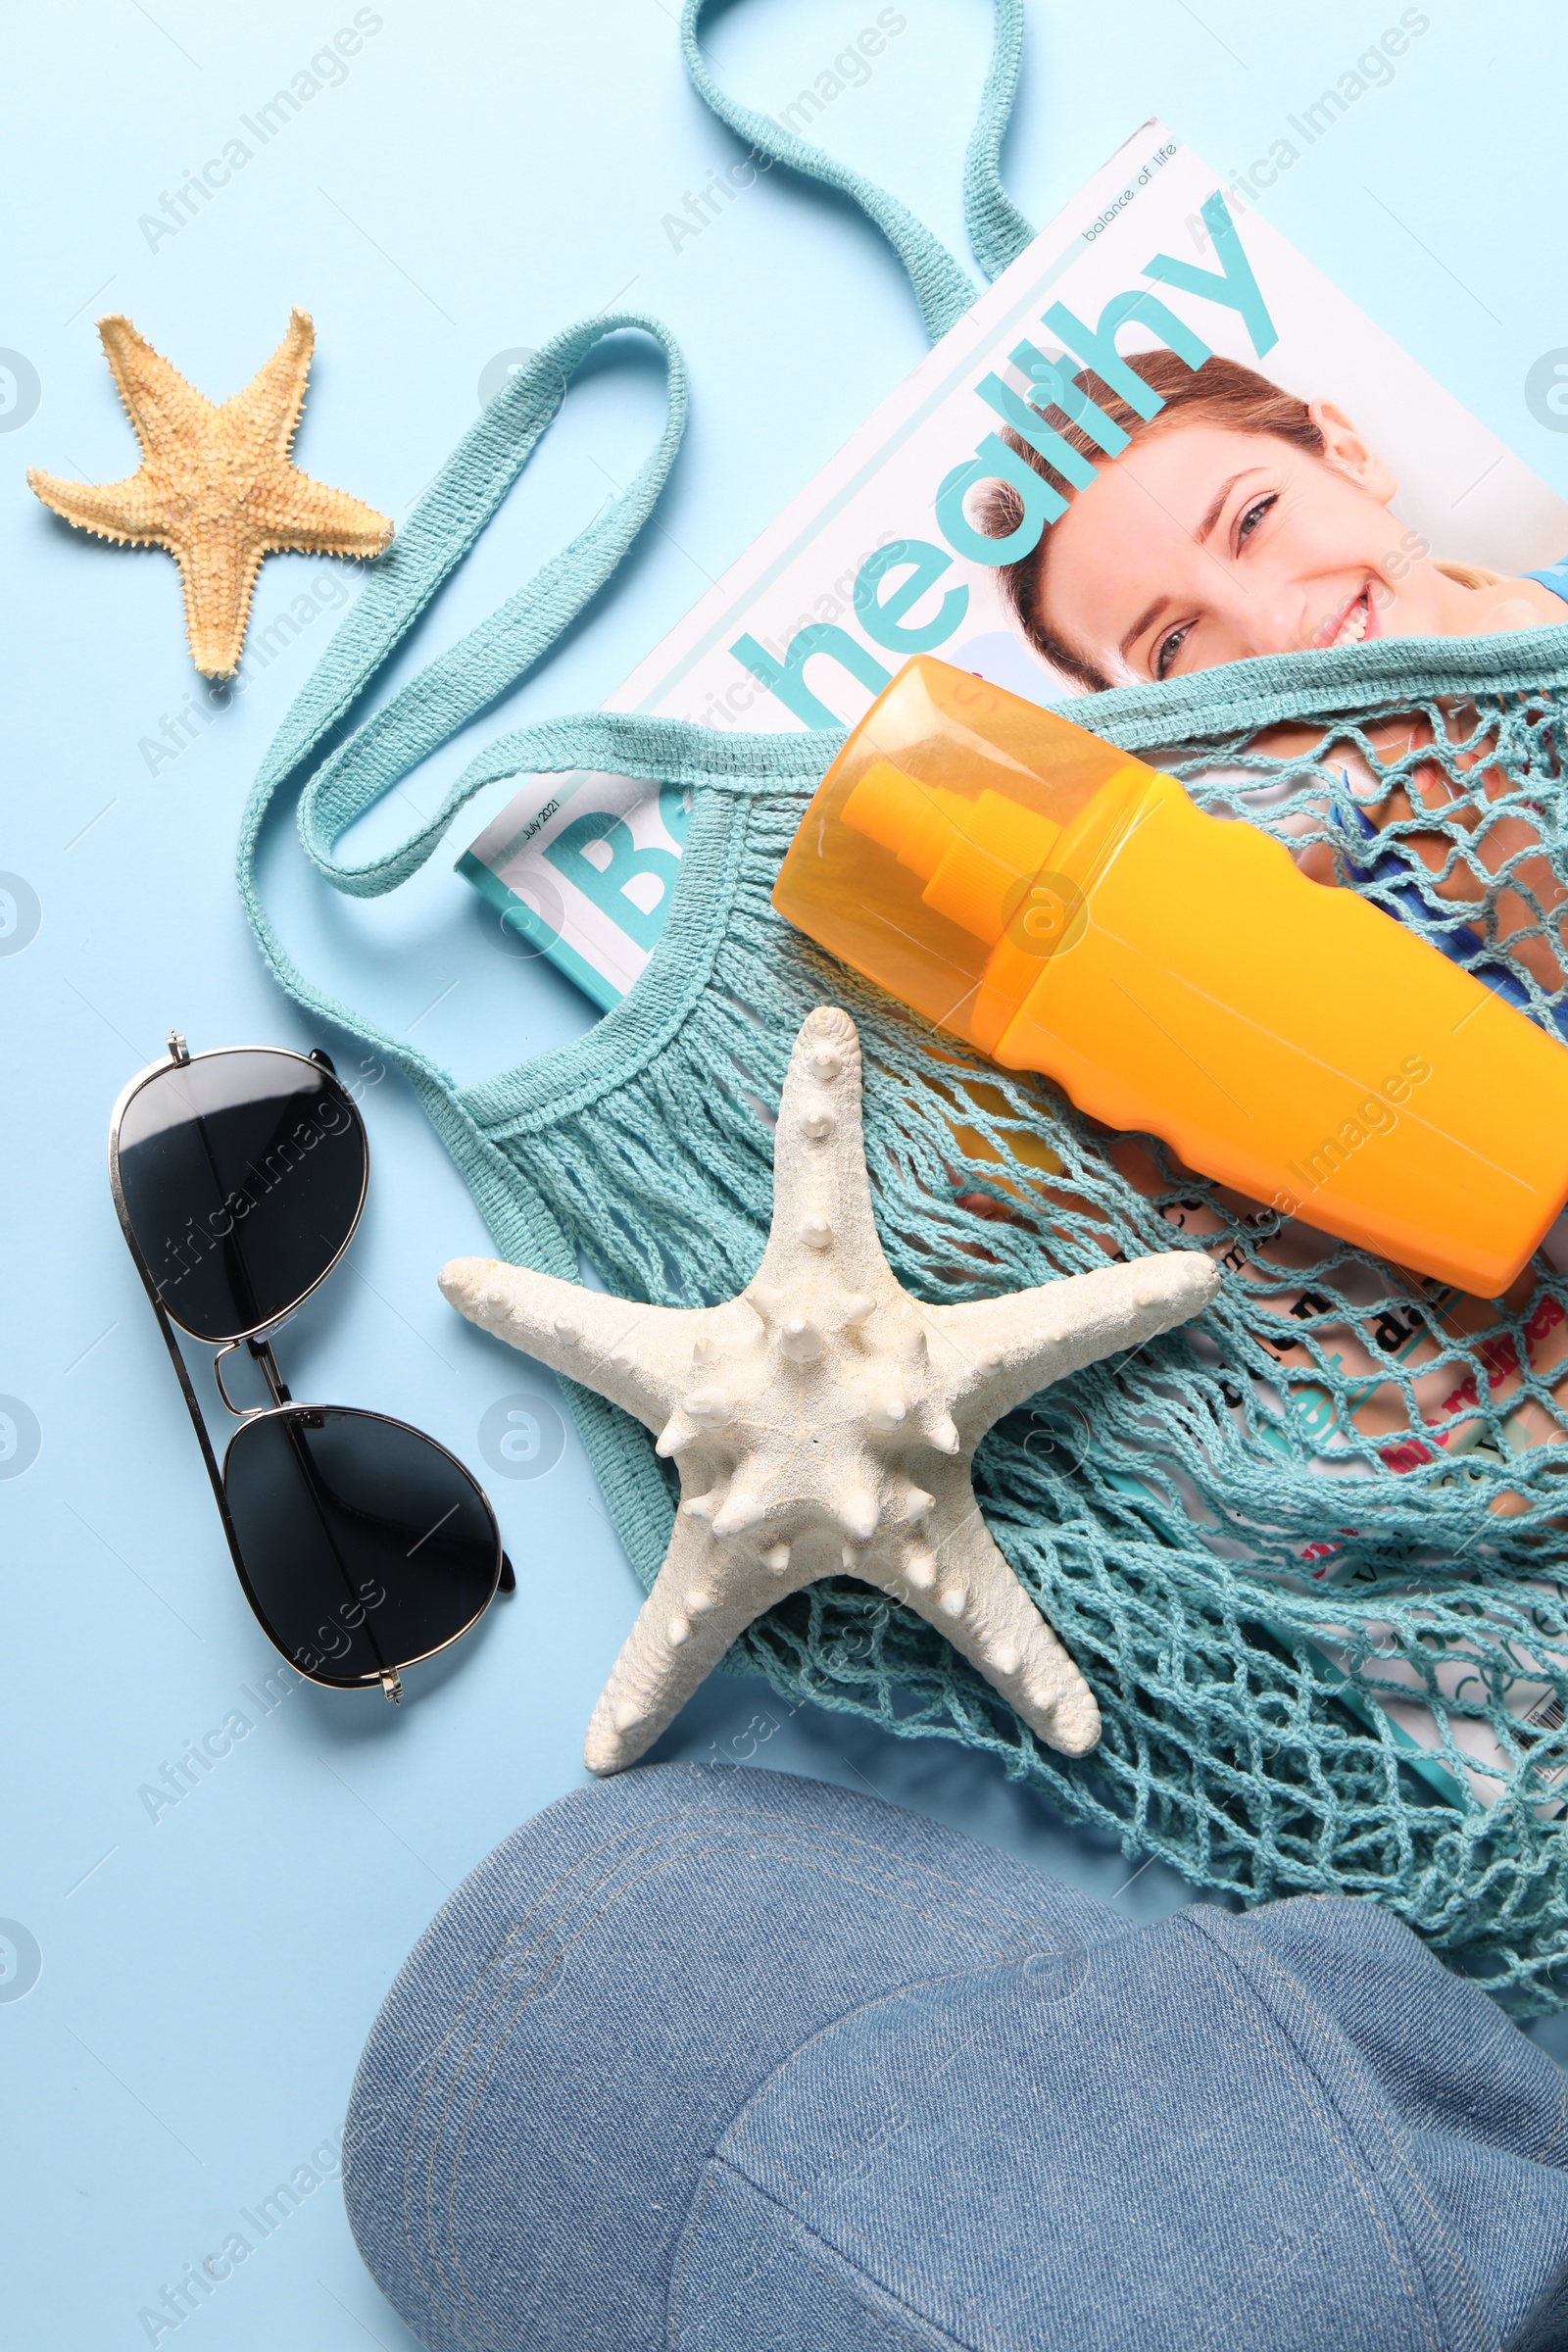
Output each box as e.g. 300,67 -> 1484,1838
445,634 -> 1568,2015
242,313 -> 1568,2013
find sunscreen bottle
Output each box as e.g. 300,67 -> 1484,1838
771,656 -> 1568,1297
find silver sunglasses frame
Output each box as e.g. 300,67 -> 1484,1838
108,1031 -> 511,1701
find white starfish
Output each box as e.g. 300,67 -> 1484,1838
439,1005 -> 1219,1775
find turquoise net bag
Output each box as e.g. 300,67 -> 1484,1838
241,0 -> 1568,2008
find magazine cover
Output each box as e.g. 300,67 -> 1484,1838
464,117 -> 1568,1808
463,115 -> 1568,1004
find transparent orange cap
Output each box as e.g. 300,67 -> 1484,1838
772,656 -> 1157,1055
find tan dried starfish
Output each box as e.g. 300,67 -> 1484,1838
28,310 -> 392,676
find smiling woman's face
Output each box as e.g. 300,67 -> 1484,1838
1031,404 -> 1447,685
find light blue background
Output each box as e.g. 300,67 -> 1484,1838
5,1 -> 1568,2341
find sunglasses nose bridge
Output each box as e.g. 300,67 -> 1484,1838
212,1340 -> 255,1419
212,1335 -> 292,1418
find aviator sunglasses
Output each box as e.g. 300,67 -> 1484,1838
109,1034 -> 513,1700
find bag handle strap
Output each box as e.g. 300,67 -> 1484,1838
247,311 -> 682,847
238,313 -> 679,1097
679,0 -> 1033,343
237,314 -> 832,1102
240,2 -> 1037,1085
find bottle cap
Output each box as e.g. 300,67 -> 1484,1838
773,656 -> 1153,1054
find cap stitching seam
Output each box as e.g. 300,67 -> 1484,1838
1175,1917 -> 1443,2352
666,2161 -> 720,2347
1198,1912 -> 1491,2347
712,1951 -> 1088,2202
671,2155 -> 992,2351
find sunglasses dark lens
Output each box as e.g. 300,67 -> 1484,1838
223,1407 -> 500,1684
115,1051 -> 368,1341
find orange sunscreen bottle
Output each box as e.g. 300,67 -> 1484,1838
771,656 -> 1568,1297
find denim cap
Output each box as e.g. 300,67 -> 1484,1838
344,1761 -> 1568,2352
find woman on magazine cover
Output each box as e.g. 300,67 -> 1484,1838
989,349 -> 1568,689
986,350 -> 1568,1004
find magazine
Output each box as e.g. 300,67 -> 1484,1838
463,116 -> 1568,1000
462,119 -> 1568,1806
